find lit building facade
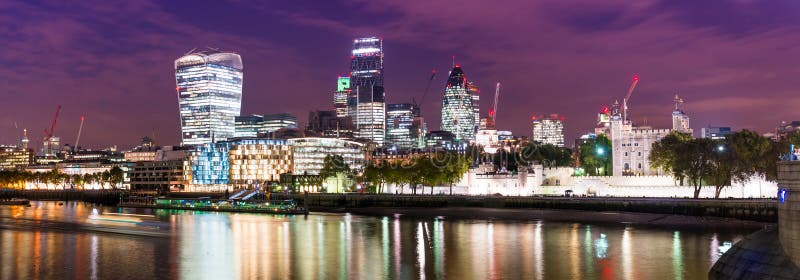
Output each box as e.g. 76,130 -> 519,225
468,81 -> 481,133
234,113 -> 297,138
701,126 -> 732,140
0,146 -> 33,170
189,139 -> 293,191
228,139 -> 292,188
608,97 -> 692,176
440,65 -> 476,142
531,114 -> 565,147
129,160 -> 190,192
288,138 -> 364,175
175,51 -> 243,146
426,131 -> 457,150
350,37 -> 386,145
386,103 -> 419,150
334,76 -> 350,117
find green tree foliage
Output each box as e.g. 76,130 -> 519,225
650,130 -> 776,198
578,134 -> 612,176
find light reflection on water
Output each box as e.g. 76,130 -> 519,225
0,201 -> 754,279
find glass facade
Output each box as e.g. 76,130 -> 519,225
190,139 -> 292,190
228,139 -> 292,188
334,76 -> 350,117
190,142 -> 232,190
468,81 -> 481,133
234,113 -> 297,138
175,51 -> 243,146
386,103 -> 418,150
288,138 -> 365,175
350,37 -> 386,145
440,66 -> 476,142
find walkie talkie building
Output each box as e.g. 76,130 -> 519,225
175,51 -> 243,146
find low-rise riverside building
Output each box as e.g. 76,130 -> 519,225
0,146 -> 33,170
288,137 -> 364,175
189,138 -> 293,191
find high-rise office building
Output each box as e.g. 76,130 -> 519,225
234,113 -> 297,138
386,103 -> 420,150
531,114 -> 565,147
350,37 -> 385,145
440,65 -> 476,142
468,81 -> 480,133
334,76 -> 350,118
175,50 -> 243,146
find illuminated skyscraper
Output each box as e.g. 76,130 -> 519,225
386,103 -> 421,150
334,76 -> 350,117
440,65 -> 476,142
468,81 -> 480,133
350,37 -> 385,145
175,51 -> 243,146
531,114 -> 565,147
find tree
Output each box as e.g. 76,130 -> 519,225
578,134 -> 612,176
108,166 -> 124,189
650,131 -> 694,184
319,155 -> 352,192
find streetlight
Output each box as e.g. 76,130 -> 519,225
717,145 -> 725,152
595,146 -> 608,176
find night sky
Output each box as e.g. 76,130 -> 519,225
2,0 -> 799,150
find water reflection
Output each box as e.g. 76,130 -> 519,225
0,201 -> 755,279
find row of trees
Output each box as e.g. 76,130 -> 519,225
0,167 -> 124,190
319,153 -> 471,195
649,130 -> 778,198
363,153 -> 471,195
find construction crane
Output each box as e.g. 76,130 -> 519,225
489,82 -> 501,127
412,69 -> 437,115
74,116 -> 85,150
622,74 -> 639,123
43,105 -> 62,141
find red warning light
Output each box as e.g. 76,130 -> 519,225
175,86 -> 180,92
530,115 -> 537,120
601,105 -> 610,114
489,109 -> 495,117
80,116 -> 85,121
632,74 -> 639,81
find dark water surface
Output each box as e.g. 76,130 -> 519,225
0,201 -> 754,279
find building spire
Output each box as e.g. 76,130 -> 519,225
673,94 -> 684,111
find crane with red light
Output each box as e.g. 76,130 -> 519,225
622,74 -> 639,123
490,82 -> 501,128
43,105 -> 62,142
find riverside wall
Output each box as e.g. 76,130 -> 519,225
269,193 -> 777,223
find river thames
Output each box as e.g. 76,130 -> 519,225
1,201 -> 755,279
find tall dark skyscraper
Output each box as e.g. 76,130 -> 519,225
350,37 -> 386,145
440,65 -> 476,142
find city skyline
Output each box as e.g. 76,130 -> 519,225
2,0 -> 800,150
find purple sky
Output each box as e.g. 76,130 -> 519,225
2,0 -> 799,150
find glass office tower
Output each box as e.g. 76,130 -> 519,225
440,65 -> 476,142
175,51 -> 243,146
350,37 -> 386,145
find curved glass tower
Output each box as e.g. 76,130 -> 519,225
175,51 -> 243,146
440,65 -> 476,142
